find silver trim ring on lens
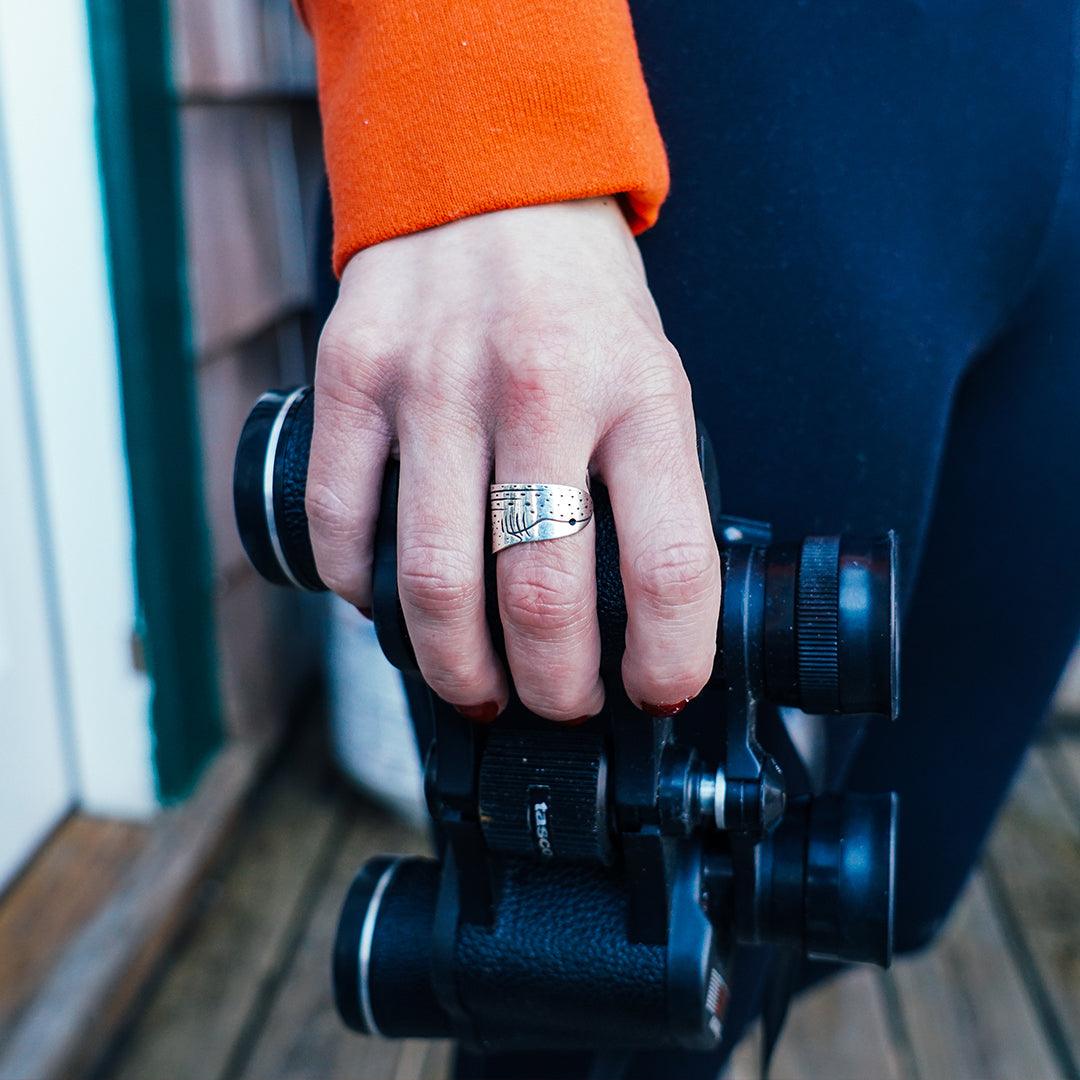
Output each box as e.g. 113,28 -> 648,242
260,386 -> 308,589
712,768 -> 727,830
358,857 -> 403,1037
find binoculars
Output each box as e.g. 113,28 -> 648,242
234,385 -> 899,1051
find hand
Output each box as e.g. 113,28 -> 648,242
307,197 -> 721,721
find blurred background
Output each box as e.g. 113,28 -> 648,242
0,1 -> 1078,1078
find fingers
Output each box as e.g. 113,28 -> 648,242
306,332 -> 391,611
309,286 -> 715,727
495,394 -> 604,722
597,374 -> 721,716
396,403 -> 508,717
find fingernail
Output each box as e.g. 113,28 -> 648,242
455,701 -> 501,723
354,605 -> 372,621
640,697 -> 693,718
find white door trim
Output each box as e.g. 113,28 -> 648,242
0,0 -> 155,817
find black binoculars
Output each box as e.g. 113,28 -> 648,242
234,385 -> 899,1052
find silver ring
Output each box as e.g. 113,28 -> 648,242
490,483 -> 594,554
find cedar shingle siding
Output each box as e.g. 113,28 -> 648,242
173,0 -> 326,736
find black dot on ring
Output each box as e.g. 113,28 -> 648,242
569,519 -> 576,526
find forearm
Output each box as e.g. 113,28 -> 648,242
297,0 -> 669,273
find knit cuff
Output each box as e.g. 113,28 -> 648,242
302,0 -> 669,275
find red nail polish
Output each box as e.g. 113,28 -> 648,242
355,606 -> 372,620
563,715 -> 593,727
455,701 -> 501,723
640,697 -> 693,718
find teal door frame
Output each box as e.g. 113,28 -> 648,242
86,0 -> 223,801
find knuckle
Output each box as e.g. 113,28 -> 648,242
316,323 -> 393,408
636,359 -> 692,414
305,483 -> 369,599
305,479 -> 361,540
616,338 -> 691,410
398,542 -> 481,616
318,316 -> 382,369
427,317 -> 476,366
501,560 -> 591,638
402,355 -> 484,433
499,345 -> 590,439
599,350 -> 694,447
631,539 -> 719,613
505,362 -> 568,411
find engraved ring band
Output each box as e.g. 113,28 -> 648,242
490,483 -> 594,554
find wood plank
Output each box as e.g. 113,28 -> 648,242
890,872 -> 1064,1080
415,1040 -> 453,1080
196,338 -> 284,580
180,106 -> 310,356
1052,647 -> 1080,720
0,732 -> 277,1080
986,748 -> 1080,1072
171,0 -> 316,97
214,565 -> 324,739
105,744 -> 345,1080
0,817 -> 147,1042
392,1039 -> 455,1080
235,802 -> 431,1080
768,966 -> 902,1080
391,1041 -> 431,1080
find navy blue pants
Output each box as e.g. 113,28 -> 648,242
632,0 -> 1080,931
450,3 -> 1080,1076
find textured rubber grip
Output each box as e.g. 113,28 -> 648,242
271,388 -> 322,590
796,536 -> 841,712
478,729 -> 611,864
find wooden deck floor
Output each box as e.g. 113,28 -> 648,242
0,817 -> 148,1049
96,726 -> 1080,1080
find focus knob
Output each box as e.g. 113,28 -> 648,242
796,536 -> 842,711
478,729 -> 611,864
763,533 -> 898,718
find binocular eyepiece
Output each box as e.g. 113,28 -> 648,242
233,386 -> 901,1051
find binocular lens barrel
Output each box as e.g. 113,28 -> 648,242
333,856 -> 452,1039
233,387 -> 323,591
336,793 -> 898,1042
745,792 -> 897,966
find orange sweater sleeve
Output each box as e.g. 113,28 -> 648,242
295,0 -> 669,275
